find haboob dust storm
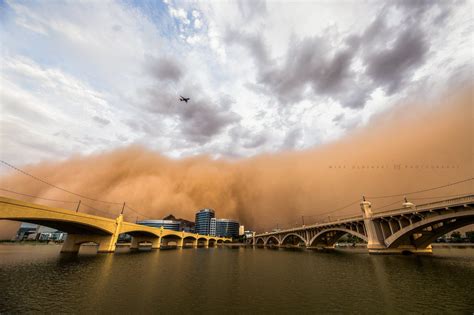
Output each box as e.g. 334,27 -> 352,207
0,88 -> 472,236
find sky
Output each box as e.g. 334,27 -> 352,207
0,0 -> 472,165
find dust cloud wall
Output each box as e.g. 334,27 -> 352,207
0,88 -> 472,236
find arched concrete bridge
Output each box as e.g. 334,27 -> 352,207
0,196 -> 231,253
252,195 -> 474,254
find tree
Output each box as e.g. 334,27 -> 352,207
466,231 -> 474,243
451,231 -> 462,243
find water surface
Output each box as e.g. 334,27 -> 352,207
0,244 -> 473,314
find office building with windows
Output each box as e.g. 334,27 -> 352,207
195,208 -> 215,235
137,219 -> 181,231
210,218 -> 240,238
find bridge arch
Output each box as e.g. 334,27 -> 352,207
0,197 -> 118,236
385,210 -> 474,249
5,217 -> 114,236
255,237 -> 265,245
280,233 -> 306,246
160,233 -> 183,247
264,235 -> 280,246
179,236 -> 196,247
208,238 -> 217,247
196,237 -> 208,246
309,228 -> 368,247
120,229 -> 160,238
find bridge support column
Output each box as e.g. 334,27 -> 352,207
60,214 -> 123,253
361,200 -> 386,254
61,234 -> 81,253
152,237 -> 161,249
367,245 -> 433,255
97,235 -> 117,253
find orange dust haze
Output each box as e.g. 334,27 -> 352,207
0,88 -> 473,236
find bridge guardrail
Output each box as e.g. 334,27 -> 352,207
255,214 -> 364,237
372,194 -> 474,218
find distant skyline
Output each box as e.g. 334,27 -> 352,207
0,0 -> 472,165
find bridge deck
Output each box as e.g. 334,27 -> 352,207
255,194 -> 474,238
0,196 -> 231,242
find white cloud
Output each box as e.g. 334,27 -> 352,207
194,18 -> 202,29
0,0 -> 471,165
169,7 -> 190,25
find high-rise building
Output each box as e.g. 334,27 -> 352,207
210,218 -> 217,236
239,225 -> 245,236
212,218 -> 240,238
195,208 -> 215,235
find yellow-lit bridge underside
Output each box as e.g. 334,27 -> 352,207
0,196 -> 231,253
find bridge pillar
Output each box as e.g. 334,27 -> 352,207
97,235 -> 118,253
152,237 -> 161,249
61,234 -> 81,253
60,214 -> 123,253
104,214 -> 123,253
361,200 -> 386,253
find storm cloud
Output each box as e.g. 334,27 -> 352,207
0,0 -> 469,165
227,1 -> 457,110
147,55 -> 184,83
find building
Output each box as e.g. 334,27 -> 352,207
244,230 -> 255,239
137,219 -> 181,231
16,223 -> 66,241
137,214 -> 196,232
195,208 -> 215,235
239,225 -> 245,236
16,222 -> 37,240
162,214 -> 195,233
36,226 -> 67,241
210,218 -> 240,238
210,218 -> 217,236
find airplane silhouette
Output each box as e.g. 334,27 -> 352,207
179,96 -> 190,103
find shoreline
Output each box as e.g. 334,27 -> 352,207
1,241 -> 474,249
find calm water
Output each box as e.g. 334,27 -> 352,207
0,245 -> 473,314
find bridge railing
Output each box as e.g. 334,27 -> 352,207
255,214 -> 364,237
372,194 -> 474,218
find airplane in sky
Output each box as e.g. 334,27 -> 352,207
179,96 -> 190,103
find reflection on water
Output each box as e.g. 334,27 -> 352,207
0,245 -> 473,313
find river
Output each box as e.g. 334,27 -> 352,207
0,244 -> 473,314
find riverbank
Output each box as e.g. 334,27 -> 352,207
2,240 -> 474,248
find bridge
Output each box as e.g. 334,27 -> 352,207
0,196 -> 231,253
251,195 -> 474,254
